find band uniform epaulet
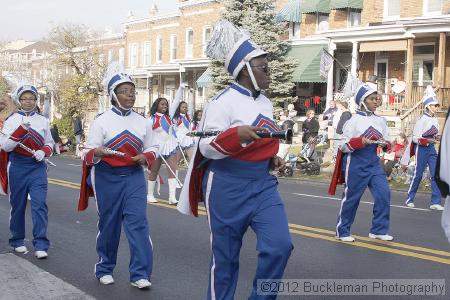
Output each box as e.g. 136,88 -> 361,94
210,87 -> 230,102
4,112 -> 17,121
94,112 -> 105,119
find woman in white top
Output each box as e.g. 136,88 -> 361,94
146,94 -> 180,205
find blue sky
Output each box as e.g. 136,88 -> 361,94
1,0 -> 177,41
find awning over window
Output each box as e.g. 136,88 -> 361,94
359,40 -> 408,52
275,0 -> 302,23
302,0 -> 331,14
287,44 -> 327,83
330,0 -> 363,10
196,68 -> 212,88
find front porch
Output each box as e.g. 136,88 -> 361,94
323,14 -> 450,135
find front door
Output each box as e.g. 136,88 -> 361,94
413,59 -> 434,87
376,61 -> 388,94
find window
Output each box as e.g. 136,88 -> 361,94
414,44 -> 435,55
156,36 -> 162,63
170,35 -> 177,61
348,10 -> 361,27
129,43 -> 138,67
185,29 -> 194,58
289,22 -> 301,39
108,49 -> 113,62
143,41 -> 151,66
119,48 -> 125,65
202,27 -> 212,56
423,0 -> 442,15
317,14 -> 329,32
384,0 -> 400,20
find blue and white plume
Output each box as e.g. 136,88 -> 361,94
422,85 -> 439,108
206,20 -> 267,90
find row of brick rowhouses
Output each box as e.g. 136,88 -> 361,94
5,0 -> 450,134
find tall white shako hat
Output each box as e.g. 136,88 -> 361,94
422,85 -> 439,108
205,20 -> 267,91
13,84 -> 39,112
103,62 -> 135,110
354,83 -> 377,107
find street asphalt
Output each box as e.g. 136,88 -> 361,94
0,155 -> 449,300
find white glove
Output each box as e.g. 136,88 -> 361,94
33,150 -> 46,162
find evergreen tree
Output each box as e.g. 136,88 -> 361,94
0,76 -> 8,96
208,0 -> 296,105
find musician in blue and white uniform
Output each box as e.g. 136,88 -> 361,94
405,86 -> 443,210
329,83 -> 394,242
177,20 -> 293,300
78,66 -> 157,289
1,84 -> 54,259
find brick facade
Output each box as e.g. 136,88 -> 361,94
361,0 -> 384,25
301,14 -> 317,38
329,9 -> 349,29
178,2 -> 222,61
445,1 -> 450,14
121,0 -> 450,112
401,0 -> 423,18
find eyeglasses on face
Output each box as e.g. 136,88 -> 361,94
116,89 -> 138,95
249,64 -> 270,74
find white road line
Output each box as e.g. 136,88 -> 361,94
292,193 -> 431,211
67,164 -> 82,167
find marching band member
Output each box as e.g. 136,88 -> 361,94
177,20 -> 293,300
146,93 -> 180,205
192,110 -> 203,132
405,86 -> 443,210
172,85 -> 195,162
78,65 -> 157,289
329,83 -> 394,242
1,84 -> 54,258
436,107 -> 450,244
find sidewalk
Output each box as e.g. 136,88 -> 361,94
0,253 -> 94,300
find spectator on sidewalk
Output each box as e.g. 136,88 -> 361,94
50,124 -> 61,155
302,109 -> 319,145
331,101 -> 345,158
322,101 -> 337,145
334,101 -> 352,153
381,133 -> 408,181
73,114 -> 83,157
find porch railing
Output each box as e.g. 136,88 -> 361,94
437,88 -> 450,109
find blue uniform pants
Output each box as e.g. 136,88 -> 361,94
406,144 -> 441,205
8,153 -> 49,251
203,158 -> 293,300
89,162 -> 153,282
336,147 -> 391,237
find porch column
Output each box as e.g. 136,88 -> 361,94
405,38 -> 414,104
351,41 -> 358,78
438,32 -> 447,89
326,42 -> 336,106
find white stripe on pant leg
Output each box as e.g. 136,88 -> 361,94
204,171 -> 216,300
7,162 -> 13,242
406,144 -> 419,204
90,167 -> 103,276
336,153 -> 351,237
